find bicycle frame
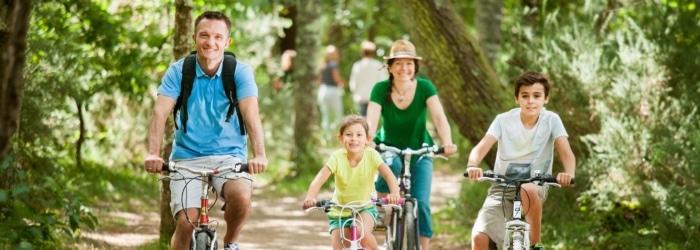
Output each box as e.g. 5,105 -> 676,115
376,143 -> 445,250
160,161 -> 248,250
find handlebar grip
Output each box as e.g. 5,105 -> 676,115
436,147 -> 445,154
238,163 -> 249,172
162,162 -> 171,172
302,199 -> 331,210
378,197 -> 406,205
571,178 -> 575,185
541,175 -> 558,183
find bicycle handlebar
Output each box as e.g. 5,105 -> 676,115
375,143 -> 445,156
161,161 -> 248,175
302,198 -> 406,211
463,170 -> 575,186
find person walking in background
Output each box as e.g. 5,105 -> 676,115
143,11 -> 268,250
318,45 -> 345,131
366,39 -> 457,250
272,49 -> 296,91
349,41 -> 387,116
304,114 -> 401,250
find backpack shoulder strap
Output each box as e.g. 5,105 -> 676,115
221,51 -> 246,135
174,51 -> 198,133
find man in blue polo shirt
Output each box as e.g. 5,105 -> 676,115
144,11 -> 267,250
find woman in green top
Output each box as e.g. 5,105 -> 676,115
366,39 -> 457,249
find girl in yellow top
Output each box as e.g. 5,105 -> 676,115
304,114 -> 401,250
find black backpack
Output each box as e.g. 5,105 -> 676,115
173,51 -> 246,135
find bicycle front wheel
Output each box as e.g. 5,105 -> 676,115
386,207 -> 402,250
191,230 -> 217,250
403,199 -> 420,250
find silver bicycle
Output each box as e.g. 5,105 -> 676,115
464,170 -> 573,250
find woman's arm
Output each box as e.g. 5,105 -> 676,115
426,95 -> 456,155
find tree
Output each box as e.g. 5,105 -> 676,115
292,0 -> 322,177
0,0 -> 31,158
157,0 -> 193,243
475,0 -> 503,66
396,0 -> 509,166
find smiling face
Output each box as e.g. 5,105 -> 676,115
388,58 -> 417,82
515,83 -> 549,117
193,18 -> 232,62
338,123 -> 370,153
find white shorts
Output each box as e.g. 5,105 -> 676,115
472,183 -> 548,247
169,155 -> 252,216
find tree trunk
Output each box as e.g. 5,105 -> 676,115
475,0 -> 503,66
158,0 -> 192,244
0,0 -> 31,158
397,0 -> 510,167
291,0 -> 322,177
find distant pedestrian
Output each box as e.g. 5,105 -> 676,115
318,45 -> 345,131
349,41 -> 387,116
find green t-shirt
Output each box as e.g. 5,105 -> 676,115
369,77 -> 437,150
326,147 -> 384,218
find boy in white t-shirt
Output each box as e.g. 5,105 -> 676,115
465,71 -> 576,250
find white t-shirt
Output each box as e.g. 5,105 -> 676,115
349,58 -> 387,103
487,108 -> 568,179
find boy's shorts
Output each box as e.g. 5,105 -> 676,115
472,183 -> 548,247
169,155 -> 252,217
327,206 -> 378,234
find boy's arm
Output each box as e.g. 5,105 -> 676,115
555,136 -> 576,185
465,134 -> 497,179
304,166 -> 333,207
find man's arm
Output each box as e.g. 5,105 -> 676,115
239,96 -> 268,174
144,95 -> 176,172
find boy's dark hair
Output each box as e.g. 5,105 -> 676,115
194,11 -> 232,34
338,114 -> 370,135
514,71 -> 551,97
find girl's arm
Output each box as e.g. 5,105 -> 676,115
554,136 -> 576,186
426,95 -> 457,156
465,134 -> 497,179
304,166 -> 332,207
378,163 -> 401,204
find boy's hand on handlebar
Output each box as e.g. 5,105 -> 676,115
465,166 -> 483,180
247,156 -> 268,174
557,172 -> 575,186
441,143 -> 457,156
386,193 -> 401,205
144,154 -> 163,174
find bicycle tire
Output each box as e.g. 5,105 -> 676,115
386,207 -> 402,250
190,230 -> 216,250
403,200 -> 420,250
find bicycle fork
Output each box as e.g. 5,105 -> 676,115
504,183 -> 530,250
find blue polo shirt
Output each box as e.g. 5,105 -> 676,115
157,56 -> 258,160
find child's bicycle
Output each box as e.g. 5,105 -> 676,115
303,198 -> 405,250
159,161 -> 248,250
375,143 -> 445,250
463,170 -> 574,250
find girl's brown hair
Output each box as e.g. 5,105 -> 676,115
338,114 -> 370,135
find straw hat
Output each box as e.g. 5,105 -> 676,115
383,40 -> 422,60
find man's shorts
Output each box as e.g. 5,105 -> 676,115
327,206 -> 378,234
472,183 -> 548,247
169,155 -> 252,217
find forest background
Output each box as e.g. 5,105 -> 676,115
1,0 -> 699,249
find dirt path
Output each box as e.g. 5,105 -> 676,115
78,170 -> 465,249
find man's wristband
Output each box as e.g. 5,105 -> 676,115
467,165 -> 478,169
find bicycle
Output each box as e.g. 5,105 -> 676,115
304,198 -> 405,250
374,143 -> 445,250
159,161 -> 248,250
463,170 -> 574,250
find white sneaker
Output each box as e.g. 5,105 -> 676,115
224,242 -> 239,250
